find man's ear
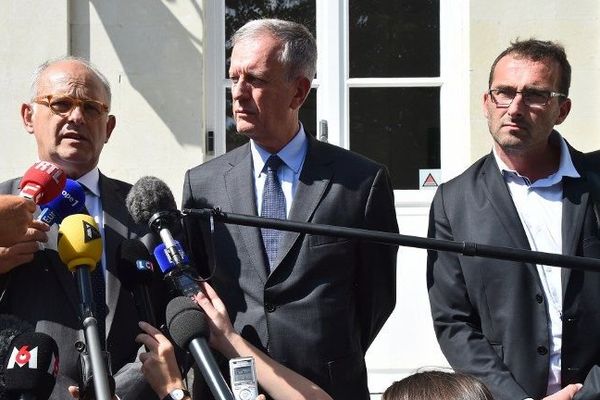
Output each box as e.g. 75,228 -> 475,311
290,77 -> 311,110
21,103 -> 35,134
105,115 -> 116,143
555,98 -> 572,125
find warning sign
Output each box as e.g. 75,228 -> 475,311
419,169 -> 441,190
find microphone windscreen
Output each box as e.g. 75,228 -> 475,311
118,239 -> 155,288
4,331 -> 59,399
166,296 -> 210,349
38,179 -> 86,225
0,314 -> 34,386
18,161 -> 66,204
126,176 -> 177,225
57,214 -> 103,271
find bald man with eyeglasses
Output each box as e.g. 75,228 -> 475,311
427,39 -> 600,400
0,57 -> 164,400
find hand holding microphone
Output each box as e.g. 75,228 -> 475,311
0,195 -> 36,247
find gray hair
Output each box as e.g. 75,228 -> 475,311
29,56 -> 112,105
232,19 -> 317,82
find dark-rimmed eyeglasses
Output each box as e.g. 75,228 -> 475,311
488,88 -> 566,108
33,94 -> 109,120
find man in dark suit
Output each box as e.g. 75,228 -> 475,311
427,39 -> 600,400
0,57 -> 161,399
182,19 -> 398,399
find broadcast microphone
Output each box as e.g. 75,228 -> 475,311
57,214 -> 112,400
18,161 -> 66,204
126,177 -> 201,297
153,241 -> 190,273
38,179 -> 86,225
118,239 -> 157,327
3,331 -> 59,400
166,297 -> 234,400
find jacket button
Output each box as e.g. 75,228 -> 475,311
537,346 -> 548,355
265,303 -> 276,313
535,294 -> 544,303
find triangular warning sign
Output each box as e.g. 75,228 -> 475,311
422,173 -> 438,188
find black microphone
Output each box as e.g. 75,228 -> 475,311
118,239 -> 157,327
166,297 -> 233,400
0,314 -> 34,394
3,331 -> 59,400
126,177 -> 201,297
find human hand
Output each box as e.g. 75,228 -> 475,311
194,281 -> 239,357
0,195 -> 36,247
136,321 -> 184,399
0,220 -> 49,274
542,384 -> 583,400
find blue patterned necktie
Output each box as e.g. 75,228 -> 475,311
260,155 -> 287,271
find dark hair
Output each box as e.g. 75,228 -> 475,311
488,38 -> 571,96
382,371 -> 495,400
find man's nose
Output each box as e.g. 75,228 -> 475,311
67,105 -> 86,124
507,92 -> 526,117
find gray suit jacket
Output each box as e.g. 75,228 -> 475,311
0,173 -> 161,400
427,142 -> 600,400
182,135 -> 398,399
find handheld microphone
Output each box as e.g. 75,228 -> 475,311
38,179 -> 86,226
18,161 -> 66,204
118,239 -> 157,327
3,331 -> 59,400
57,214 -> 112,400
166,297 -> 234,400
126,177 -> 201,297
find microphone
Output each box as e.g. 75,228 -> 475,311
166,297 -> 234,400
118,239 -> 157,327
38,179 -> 86,225
3,331 -> 59,400
126,177 -> 201,297
153,241 -> 190,273
57,214 -> 112,400
18,161 -> 66,204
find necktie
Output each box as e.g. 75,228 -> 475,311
260,155 -> 286,271
81,185 -> 106,345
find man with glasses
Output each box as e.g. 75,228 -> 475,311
427,39 -> 600,400
0,57 -> 162,399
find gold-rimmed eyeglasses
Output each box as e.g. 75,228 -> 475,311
33,94 -> 109,120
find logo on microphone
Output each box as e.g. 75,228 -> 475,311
6,345 -> 39,369
83,221 -> 101,243
136,260 -> 154,272
34,160 -> 65,185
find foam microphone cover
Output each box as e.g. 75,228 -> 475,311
126,176 -> 178,225
119,239 -> 155,288
0,314 -> 34,386
57,214 -> 103,272
4,331 -> 59,400
165,296 -> 210,349
18,161 -> 67,204
38,179 -> 86,225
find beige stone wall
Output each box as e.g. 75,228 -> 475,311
0,0 -> 205,203
470,1 -> 600,160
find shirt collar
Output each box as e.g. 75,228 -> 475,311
251,124 -> 308,178
76,168 -> 101,197
493,132 -> 580,187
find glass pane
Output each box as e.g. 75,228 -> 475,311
349,0 -> 439,78
226,88 -> 317,152
349,87 -> 440,190
225,0 -> 316,77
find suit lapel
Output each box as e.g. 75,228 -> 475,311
273,137 -> 332,271
224,147 -> 269,283
99,174 -> 129,337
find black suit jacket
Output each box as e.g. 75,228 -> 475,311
0,173 -> 163,400
427,143 -> 600,400
182,135 -> 399,399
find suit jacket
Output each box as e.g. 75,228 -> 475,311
0,173 -> 162,400
427,143 -> 600,400
182,135 -> 399,399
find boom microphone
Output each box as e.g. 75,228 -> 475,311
118,239 -> 157,327
166,297 -> 233,400
57,214 -> 112,400
18,161 -> 66,204
38,179 -> 86,225
126,177 -> 201,297
3,331 -> 59,400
